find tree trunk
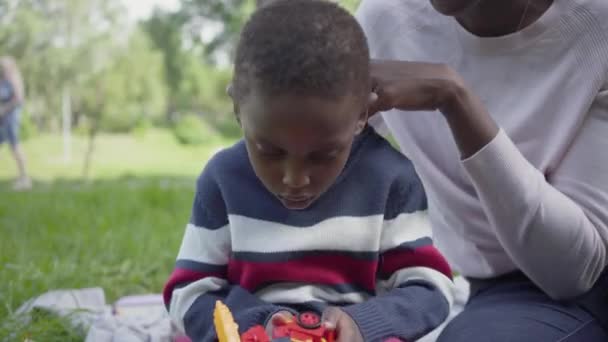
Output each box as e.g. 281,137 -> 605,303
83,83 -> 105,180
62,86 -> 72,162
82,116 -> 99,180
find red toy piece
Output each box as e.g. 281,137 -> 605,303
241,326 -> 270,342
272,312 -> 335,342
241,312 -> 335,342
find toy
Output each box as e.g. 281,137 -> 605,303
213,301 -> 335,342
213,300 -> 241,342
271,311 -> 335,342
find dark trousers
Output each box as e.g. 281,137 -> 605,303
437,270 -> 608,341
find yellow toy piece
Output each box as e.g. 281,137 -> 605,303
214,300 -> 241,342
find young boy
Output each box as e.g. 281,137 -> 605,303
163,1 -> 454,341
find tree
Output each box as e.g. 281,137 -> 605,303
141,10 -> 189,122
79,28 -> 168,178
178,0 -> 255,64
141,10 -> 233,129
0,0 -> 127,161
178,0 -> 360,66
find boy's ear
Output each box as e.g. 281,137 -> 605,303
226,83 -> 234,99
227,84 -> 242,126
233,102 -> 242,126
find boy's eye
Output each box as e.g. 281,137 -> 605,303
309,149 -> 341,162
256,143 -> 285,158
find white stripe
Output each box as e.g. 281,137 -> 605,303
169,276 -> 228,332
377,267 -> 455,309
255,283 -> 369,305
229,215 -> 384,253
177,223 -> 231,265
380,211 -> 432,252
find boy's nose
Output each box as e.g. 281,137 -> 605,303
282,163 -> 310,189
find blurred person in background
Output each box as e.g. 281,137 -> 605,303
0,56 -> 31,190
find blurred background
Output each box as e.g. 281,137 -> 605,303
0,0 -> 360,339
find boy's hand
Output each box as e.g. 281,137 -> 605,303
322,307 -> 364,342
265,310 -> 294,336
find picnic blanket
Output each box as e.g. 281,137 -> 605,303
14,288 -> 183,341
12,276 -> 469,341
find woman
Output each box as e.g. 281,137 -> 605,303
0,56 -> 31,190
356,0 -> 608,340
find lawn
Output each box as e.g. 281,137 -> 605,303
0,130 -> 236,341
0,129 -> 230,181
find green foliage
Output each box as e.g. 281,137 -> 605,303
0,0 -> 362,140
214,115 -> 242,140
340,0 -> 362,12
172,113 -> 221,146
141,10 -> 188,106
18,108 -> 37,141
180,0 -> 256,63
0,0 -> 128,132
179,0 -> 361,65
80,29 -> 168,133
142,10 -> 234,130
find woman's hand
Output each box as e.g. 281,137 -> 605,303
368,59 -> 499,159
368,60 -> 467,114
322,307 -> 364,342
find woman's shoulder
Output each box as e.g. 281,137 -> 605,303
356,0 -> 455,59
358,0 -> 448,31
578,0 -> 608,17
563,0 -> 608,35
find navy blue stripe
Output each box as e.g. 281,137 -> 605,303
232,250 -> 379,262
190,158 -> 229,230
255,281 -> 375,296
384,171 -> 427,220
396,279 -> 438,290
384,237 -> 433,252
173,281 -> 193,292
203,127 -> 425,227
175,259 -> 227,273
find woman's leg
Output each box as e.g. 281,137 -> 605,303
438,273 -> 608,342
10,143 -> 29,179
6,108 -> 31,189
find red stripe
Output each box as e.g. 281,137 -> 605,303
228,254 -> 378,292
380,245 -> 452,280
163,268 -> 226,305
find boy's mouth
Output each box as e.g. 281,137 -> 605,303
277,194 -> 315,210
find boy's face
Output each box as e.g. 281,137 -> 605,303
238,91 -> 367,210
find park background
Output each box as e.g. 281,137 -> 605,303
0,0 -> 361,339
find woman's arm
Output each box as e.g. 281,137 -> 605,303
370,60 -> 608,299
456,91 -> 608,300
0,74 -> 24,116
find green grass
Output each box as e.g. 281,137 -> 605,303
0,130 -> 236,341
0,128 -> 231,181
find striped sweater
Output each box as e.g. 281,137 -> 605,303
163,127 -> 454,341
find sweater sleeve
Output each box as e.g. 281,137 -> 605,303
163,166 -> 291,341
342,174 -> 454,341
461,90 -> 608,299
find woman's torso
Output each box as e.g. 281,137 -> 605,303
359,0 -> 608,277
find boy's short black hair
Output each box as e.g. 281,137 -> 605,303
233,0 -> 370,103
